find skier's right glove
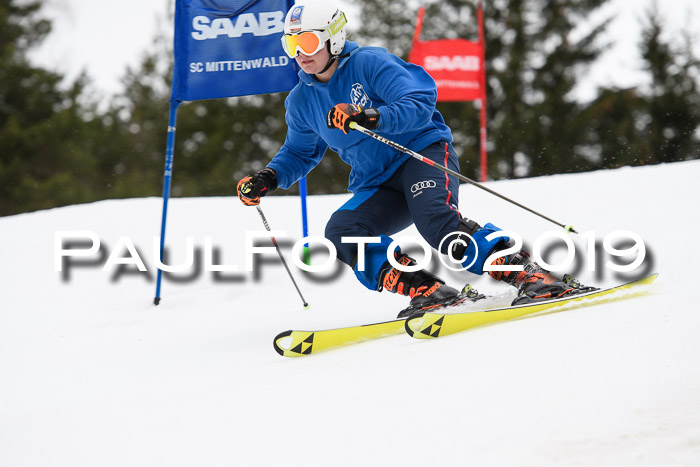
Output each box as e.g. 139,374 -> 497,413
326,103 -> 380,134
237,168 -> 278,206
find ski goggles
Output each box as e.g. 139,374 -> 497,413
280,12 -> 347,58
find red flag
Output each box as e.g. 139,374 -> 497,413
409,38 -> 484,102
408,4 -> 489,181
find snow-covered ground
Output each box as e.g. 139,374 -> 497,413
1,160 -> 699,466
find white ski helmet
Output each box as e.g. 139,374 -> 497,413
283,0 -> 347,56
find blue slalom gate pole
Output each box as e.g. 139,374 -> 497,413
154,99 -> 181,305
299,176 -> 310,265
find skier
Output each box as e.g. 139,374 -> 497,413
237,0 -> 589,316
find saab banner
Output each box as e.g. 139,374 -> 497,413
172,0 -> 299,101
409,38 -> 484,102
408,6 -> 485,103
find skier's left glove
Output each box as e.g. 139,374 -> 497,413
237,168 -> 278,206
326,103 -> 380,134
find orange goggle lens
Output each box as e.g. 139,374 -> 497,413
281,31 -> 324,58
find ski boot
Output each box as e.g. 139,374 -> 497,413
378,253 -> 460,318
490,246 -> 597,305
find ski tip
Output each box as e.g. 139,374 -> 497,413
404,312 -> 426,337
273,330 -> 293,356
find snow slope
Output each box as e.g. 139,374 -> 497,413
1,161 -> 700,467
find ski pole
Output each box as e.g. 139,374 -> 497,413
349,122 -> 578,234
255,205 -> 310,309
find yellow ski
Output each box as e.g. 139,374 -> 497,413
273,319 -> 406,357
273,288 -> 486,357
405,273 -> 658,339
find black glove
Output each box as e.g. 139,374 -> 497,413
326,103 -> 380,134
237,168 -> 278,206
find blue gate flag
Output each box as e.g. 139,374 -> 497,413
156,0 -> 303,305
172,0 -> 299,101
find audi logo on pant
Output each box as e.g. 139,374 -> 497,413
411,180 -> 437,193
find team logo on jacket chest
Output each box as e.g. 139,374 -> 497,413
350,83 -> 372,108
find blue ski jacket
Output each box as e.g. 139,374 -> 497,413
267,41 -> 453,193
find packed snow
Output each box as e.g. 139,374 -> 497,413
1,160 -> 699,466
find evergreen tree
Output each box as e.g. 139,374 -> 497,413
0,0 -> 110,215
637,3 -> 700,164
579,5 -> 700,169
578,87 -> 650,168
